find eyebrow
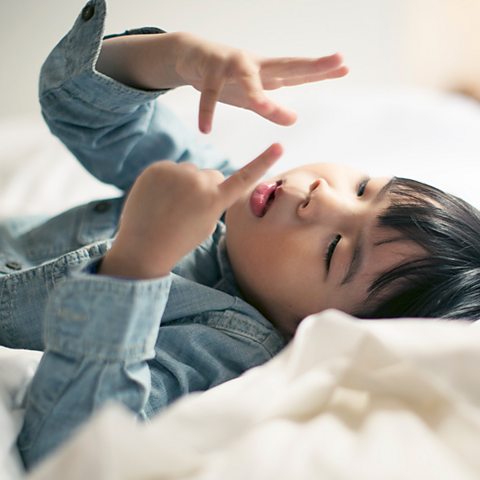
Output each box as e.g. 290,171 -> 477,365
340,178 -> 395,285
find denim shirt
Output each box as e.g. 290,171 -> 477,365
10,0 -> 286,468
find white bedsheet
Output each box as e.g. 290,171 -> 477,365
27,310 -> 480,480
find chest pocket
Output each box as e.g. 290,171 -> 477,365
19,196 -> 124,264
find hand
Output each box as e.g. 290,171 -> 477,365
97,32 -> 348,133
99,144 -> 283,279
173,33 -> 349,133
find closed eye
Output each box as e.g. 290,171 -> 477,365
325,234 -> 341,274
357,177 -> 370,197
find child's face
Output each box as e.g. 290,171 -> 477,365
225,162 -> 424,337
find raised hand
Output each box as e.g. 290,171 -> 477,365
98,32 -> 348,134
99,144 -> 283,279
173,33 -> 348,133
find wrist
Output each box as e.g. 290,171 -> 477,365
97,32 -> 186,91
134,32 -> 187,90
98,247 -> 172,280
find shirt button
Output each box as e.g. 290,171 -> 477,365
81,3 -> 95,21
93,201 -> 111,213
5,261 -> 22,271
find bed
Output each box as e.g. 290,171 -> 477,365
1,85 -> 480,479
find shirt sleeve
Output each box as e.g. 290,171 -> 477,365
17,270 -> 173,469
39,0 -> 235,192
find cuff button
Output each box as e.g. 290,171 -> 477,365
6,261 -> 22,271
81,3 -> 95,21
93,201 -> 111,213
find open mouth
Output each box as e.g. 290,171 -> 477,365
250,180 -> 282,217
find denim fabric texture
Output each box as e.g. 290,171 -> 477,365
5,0 -> 286,468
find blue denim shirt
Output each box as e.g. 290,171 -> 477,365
10,0 -> 286,468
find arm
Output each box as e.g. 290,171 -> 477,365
16,139 -> 284,468
40,0 -> 347,191
99,144 -> 283,279
40,0 -> 234,191
17,272 -> 279,469
17,272 -> 172,468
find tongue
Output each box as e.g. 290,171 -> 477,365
250,182 -> 277,217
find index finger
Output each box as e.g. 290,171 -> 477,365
199,71 -> 226,134
219,143 -> 283,208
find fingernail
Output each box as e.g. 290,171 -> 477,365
199,119 -> 211,134
270,143 -> 283,157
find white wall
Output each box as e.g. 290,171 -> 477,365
0,0 -> 412,120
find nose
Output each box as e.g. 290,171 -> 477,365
297,178 -> 358,228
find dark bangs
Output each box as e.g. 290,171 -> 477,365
357,177 -> 480,321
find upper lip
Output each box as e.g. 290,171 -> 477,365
250,180 -> 283,217
263,180 -> 282,215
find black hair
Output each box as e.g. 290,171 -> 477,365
356,177 -> 480,321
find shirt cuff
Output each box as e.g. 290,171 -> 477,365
103,26 -> 167,40
39,0 -> 169,113
44,271 -> 172,362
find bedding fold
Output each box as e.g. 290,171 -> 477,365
26,310 -> 480,480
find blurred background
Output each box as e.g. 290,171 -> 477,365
1,0 -> 479,119
0,0 -> 479,215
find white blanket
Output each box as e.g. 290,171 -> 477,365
27,310 -> 480,480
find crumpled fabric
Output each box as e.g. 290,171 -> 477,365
28,309 -> 480,480
0,348 -> 42,480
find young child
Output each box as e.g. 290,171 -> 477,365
9,0 -> 480,469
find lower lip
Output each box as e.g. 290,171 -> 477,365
250,182 -> 278,217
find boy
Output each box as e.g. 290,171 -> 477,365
11,0 -> 480,469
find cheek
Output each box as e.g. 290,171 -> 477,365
227,220 -> 317,293
227,221 -> 289,276
325,281 -> 370,314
